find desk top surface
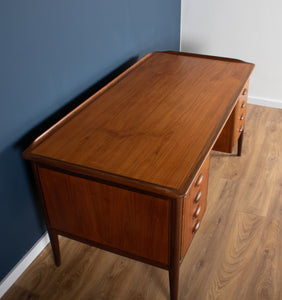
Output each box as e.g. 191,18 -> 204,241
24,52 -> 254,198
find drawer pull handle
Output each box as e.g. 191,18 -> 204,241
194,190 -> 202,204
241,102 -> 246,108
242,88 -> 248,95
239,126 -> 244,132
195,174 -> 204,187
193,205 -> 201,219
240,114 -> 244,120
193,220 -> 201,234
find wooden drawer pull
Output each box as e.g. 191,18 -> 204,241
242,88 -> 248,95
195,174 -> 204,187
192,220 -> 201,234
239,126 -> 244,132
241,102 -> 246,108
194,190 -> 202,204
193,205 -> 201,219
240,114 -> 244,120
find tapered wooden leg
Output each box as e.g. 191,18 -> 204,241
169,265 -> 180,300
169,196 -> 182,300
237,130 -> 244,156
32,163 -> 61,266
49,230 -> 61,266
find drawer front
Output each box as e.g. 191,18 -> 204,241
213,80 -> 249,153
232,82 -> 249,147
181,154 -> 210,259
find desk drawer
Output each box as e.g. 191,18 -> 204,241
213,81 -> 249,153
232,95 -> 247,146
181,154 -> 210,259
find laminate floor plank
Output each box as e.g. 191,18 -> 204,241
205,211 -> 266,300
245,218 -> 281,300
2,104 -> 282,300
179,179 -> 241,300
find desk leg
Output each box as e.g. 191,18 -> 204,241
49,230 -> 61,267
169,197 -> 182,300
169,265 -> 180,300
237,130 -> 244,156
32,163 -> 61,267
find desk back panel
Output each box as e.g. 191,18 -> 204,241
38,166 -> 170,265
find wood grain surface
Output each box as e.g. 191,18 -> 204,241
38,166 -> 170,265
23,52 -> 254,197
4,104 -> 281,300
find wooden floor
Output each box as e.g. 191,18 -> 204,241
3,104 -> 282,300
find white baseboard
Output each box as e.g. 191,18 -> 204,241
248,96 -> 282,109
0,232 -> 49,298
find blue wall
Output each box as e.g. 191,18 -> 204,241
0,1 -> 180,281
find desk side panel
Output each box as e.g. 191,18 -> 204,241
37,166 -> 170,265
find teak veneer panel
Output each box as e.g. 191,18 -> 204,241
38,166 -> 170,266
23,52 -> 254,197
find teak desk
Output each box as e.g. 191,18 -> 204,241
23,51 -> 254,299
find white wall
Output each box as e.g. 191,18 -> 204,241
180,0 -> 282,109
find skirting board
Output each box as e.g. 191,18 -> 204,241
0,232 -> 49,298
248,96 -> 282,109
